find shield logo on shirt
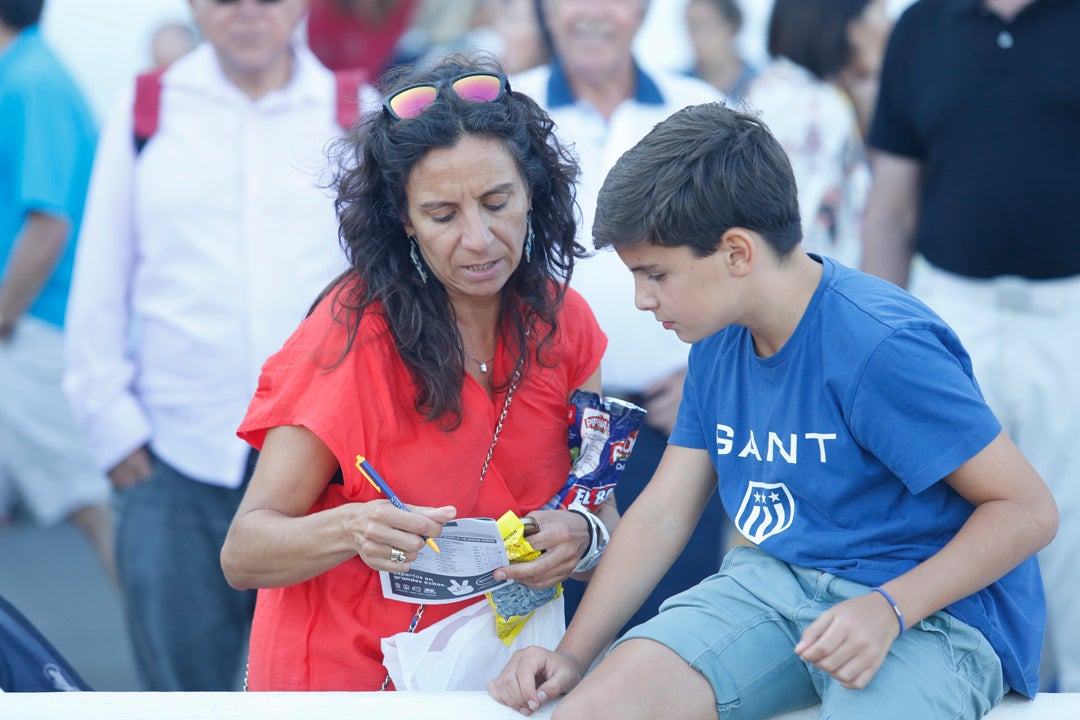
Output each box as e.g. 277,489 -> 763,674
734,481 -> 795,544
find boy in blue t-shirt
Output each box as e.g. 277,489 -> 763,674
488,103 -> 1058,719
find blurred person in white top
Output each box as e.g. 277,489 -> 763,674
64,0 -> 375,691
743,0 -> 891,270
510,0 -> 724,632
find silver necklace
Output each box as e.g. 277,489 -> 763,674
461,346 -> 494,373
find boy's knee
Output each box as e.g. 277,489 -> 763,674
551,685 -> 607,720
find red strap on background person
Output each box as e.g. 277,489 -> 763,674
133,68 -> 166,154
334,67 -> 368,131
131,66 -> 367,154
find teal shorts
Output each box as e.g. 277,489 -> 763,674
613,546 -> 1006,720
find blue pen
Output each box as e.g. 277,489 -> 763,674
355,455 -> 441,553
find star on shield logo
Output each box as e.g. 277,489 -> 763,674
734,481 -> 795,544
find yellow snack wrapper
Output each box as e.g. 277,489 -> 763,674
487,511 -> 562,645
498,510 -> 542,564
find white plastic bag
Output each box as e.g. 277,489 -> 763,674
381,593 -> 565,691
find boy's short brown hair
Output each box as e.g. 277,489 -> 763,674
593,102 -> 802,259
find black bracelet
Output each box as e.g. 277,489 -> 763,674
567,506 -> 594,560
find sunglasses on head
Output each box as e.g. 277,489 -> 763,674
382,72 -> 511,120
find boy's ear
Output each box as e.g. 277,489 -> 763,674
720,227 -> 755,277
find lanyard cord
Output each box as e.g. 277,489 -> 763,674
379,357 -> 524,690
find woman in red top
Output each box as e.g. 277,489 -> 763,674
220,54 -> 613,690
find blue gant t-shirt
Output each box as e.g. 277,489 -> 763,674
671,255 -> 1046,697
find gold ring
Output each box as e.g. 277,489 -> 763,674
389,547 -> 407,564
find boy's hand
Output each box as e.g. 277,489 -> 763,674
488,646 -> 584,715
794,591 -> 900,689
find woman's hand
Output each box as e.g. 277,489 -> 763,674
492,509 -> 589,588
344,500 -> 457,573
222,425 -> 457,589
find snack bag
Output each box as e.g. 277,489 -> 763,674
486,511 -> 562,645
543,390 -> 646,513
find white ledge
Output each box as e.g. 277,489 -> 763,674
0,690 -> 1075,719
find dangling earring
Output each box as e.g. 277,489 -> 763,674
524,212 -> 534,264
408,235 -> 428,284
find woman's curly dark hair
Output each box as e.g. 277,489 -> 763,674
321,52 -> 584,429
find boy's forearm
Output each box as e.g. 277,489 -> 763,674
557,448 -> 716,668
555,527 -> 660,670
880,477 -> 1056,630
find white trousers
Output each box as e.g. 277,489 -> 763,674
912,259 -> 1080,692
0,317 -> 109,525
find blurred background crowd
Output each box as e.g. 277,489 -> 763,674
34,0 -> 916,121
4,0 -> 1077,701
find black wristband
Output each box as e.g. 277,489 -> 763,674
567,506 -> 594,560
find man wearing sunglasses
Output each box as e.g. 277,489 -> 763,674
64,0 -> 377,692
510,0 -> 725,635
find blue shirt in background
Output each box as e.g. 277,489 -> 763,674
0,24 -> 97,328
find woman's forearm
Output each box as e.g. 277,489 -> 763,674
221,505 -> 357,590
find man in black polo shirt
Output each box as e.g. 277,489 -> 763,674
861,0 -> 1080,694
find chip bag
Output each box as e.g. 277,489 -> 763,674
543,390 -> 647,513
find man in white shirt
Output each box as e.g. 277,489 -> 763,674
64,0 -> 374,691
511,0 -> 724,631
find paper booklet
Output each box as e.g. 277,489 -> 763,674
379,517 -> 512,604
